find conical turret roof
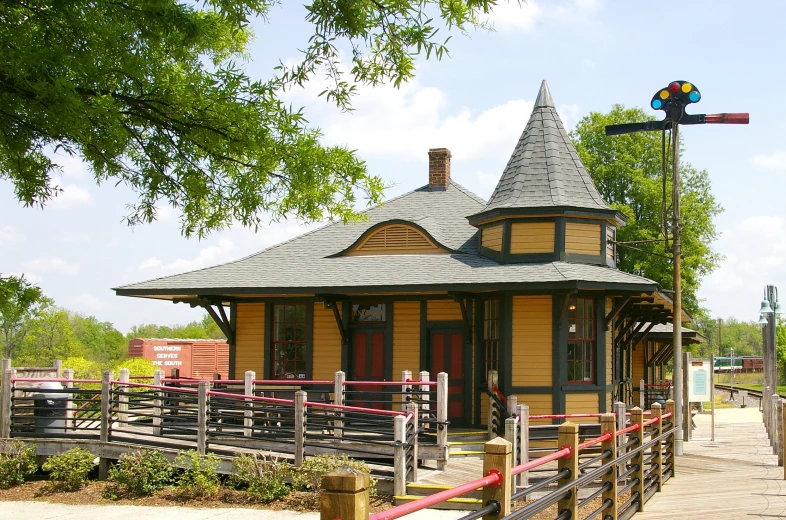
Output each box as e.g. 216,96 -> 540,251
469,81 -> 615,224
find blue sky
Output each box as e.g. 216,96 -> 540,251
2,0 -> 785,332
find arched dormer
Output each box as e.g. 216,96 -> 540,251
336,220 -> 451,256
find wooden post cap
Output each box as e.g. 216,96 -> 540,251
484,436 -> 512,454
559,420 -> 579,433
321,468 -> 370,492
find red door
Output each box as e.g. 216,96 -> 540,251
351,331 -> 386,409
430,331 -> 468,426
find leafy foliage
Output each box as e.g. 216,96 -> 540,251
0,0 -> 499,237
42,447 -> 95,491
0,441 -> 37,489
230,452 -> 290,503
69,313 -> 127,364
127,314 -> 226,341
113,358 -> 158,379
292,454 -> 375,495
571,106 -> 723,316
0,274 -> 51,359
695,316 -> 764,359
16,308 -> 83,366
104,449 -> 174,499
174,450 -> 221,499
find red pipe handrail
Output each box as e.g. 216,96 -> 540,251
344,380 -> 437,387
577,432 -> 613,451
253,379 -> 334,385
11,378 -> 101,383
528,413 -> 605,419
492,385 -> 507,404
207,389 -> 295,405
369,470 -> 502,520
512,445 -> 572,476
617,423 -> 640,436
304,400 -> 407,417
112,381 -> 199,393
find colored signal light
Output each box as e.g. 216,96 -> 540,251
652,99 -> 663,109
689,91 -> 700,102
669,82 -> 681,93
681,82 -> 693,93
659,90 -> 669,99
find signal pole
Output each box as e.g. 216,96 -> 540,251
606,81 -> 748,455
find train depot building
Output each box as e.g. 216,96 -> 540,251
115,81 -> 689,427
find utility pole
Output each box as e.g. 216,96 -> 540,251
606,81 -> 748,456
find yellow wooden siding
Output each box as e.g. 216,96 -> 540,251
514,394 -> 553,425
606,298 -> 614,411
565,222 -> 601,255
632,342 -> 645,385
481,224 -> 503,252
234,303 -> 264,376
511,296 -> 552,386
427,300 -> 463,321
348,224 -> 444,255
312,303 -> 343,381
393,302 -> 421,377
510,222 -> 555,254
566,393 -> 599,422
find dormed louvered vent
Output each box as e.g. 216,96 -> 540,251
349,224 -> 444,255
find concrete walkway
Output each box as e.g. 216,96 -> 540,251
0,501 -> 471,520
636,406 -> 786,519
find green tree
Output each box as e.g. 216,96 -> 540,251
69,313 -> 126,363
0,274 -> 52,359
1,0 -> 496,237
127,314 -> 227,340
570,106 -> 723,315
17,308 -> 83,366
696,316 -> 763,359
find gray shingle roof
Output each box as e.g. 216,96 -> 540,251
470,80 -> 612,219
115,181 -> 658,296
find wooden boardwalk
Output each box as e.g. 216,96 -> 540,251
637,407 -> 786,519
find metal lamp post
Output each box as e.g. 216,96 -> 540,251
759,285 -> 783,435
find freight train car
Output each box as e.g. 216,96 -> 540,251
128,338 -> 229,379
713,356 -> 762,373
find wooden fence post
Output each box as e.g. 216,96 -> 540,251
630,407 -> 645,512
405,402 -> 419,483
402,370 -> 412,410
598,413 -> 618,520
418,370 -> 430,435
614,401 -> 627,474
517,404 -> 529,488
63,368 -> 74,432
118,368 -> 129,427
98,370 -> 113,480
393,414 -> 407,497
487,370 -> 498,439
244,370 -> 255,438
197,381 -> 209,455
639,379 -> 645,409
0,367 -> 12,438
507,394 -> 518,416
557,421 -> 579,520
504,416 -> 518,495
437,372 -> 448,470
665,399 -> 675,477
320,468 -> 370,520
295,390 -> 306,467
777,399 -> 784,466
53,359 -> 62,377
482,436 -> 512,520
153,369 -> 164,436
652,403 -> 663,491
334,371 -> 345,440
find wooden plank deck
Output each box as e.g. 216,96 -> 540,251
637,407 -> 786,519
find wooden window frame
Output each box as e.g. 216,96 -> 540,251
482,299 -> 500,381
270,303 -> 308,380
351,301 -> 387,324
567,296 -> 595,384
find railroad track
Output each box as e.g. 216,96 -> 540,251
714,384 -> 786,399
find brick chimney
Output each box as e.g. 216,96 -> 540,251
428,148 -> 451,190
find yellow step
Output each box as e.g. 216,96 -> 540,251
448,441 -> 485,446
407,483 -> 482,491
449,450 -> 485,456
394,495 -> 483,504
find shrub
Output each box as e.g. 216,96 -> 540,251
113,358 -> 158,379
42,447 -> 95,491
0,441 -> 37,489
230,452 -> 290,503
292,454 -> 375,495
174,450 -> 221,499
62,356 -> 102,380
104,449 -> 174,499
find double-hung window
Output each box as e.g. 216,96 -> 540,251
271,303 -> 306,379
567,297 -> 595,383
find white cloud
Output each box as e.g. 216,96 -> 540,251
486,0 -> 601,33
139,239 -> 236,273
54,152 -> 90,180
0,226 -> 25,248
49,183 -> 93,210
753,152 -> 786,171
73,293 -> 103,310
24,257 -> 79,276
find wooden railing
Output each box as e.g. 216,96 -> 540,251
323,401 -> 677,520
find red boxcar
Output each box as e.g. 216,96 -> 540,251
128,338 -> 229,380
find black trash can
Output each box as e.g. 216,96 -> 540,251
32,382 -> 67,434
